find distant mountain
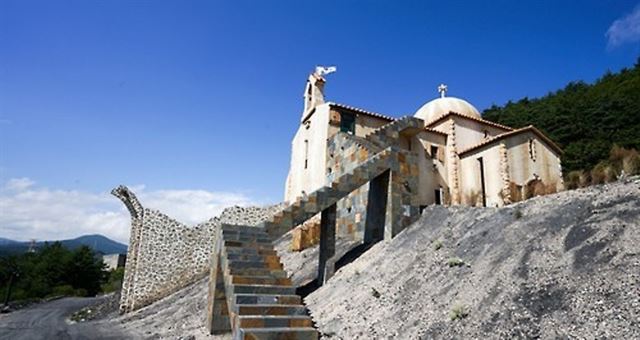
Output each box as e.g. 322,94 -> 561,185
0,237 -> 19,246
59,234 -> 128,254
0,234 -> 127,256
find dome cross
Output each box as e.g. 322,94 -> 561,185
437,83 -> 448,98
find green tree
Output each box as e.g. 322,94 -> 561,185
66,246 -> 106,296
0,243 -> 108,302
483,60 -> 640,174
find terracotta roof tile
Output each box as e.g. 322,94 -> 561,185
424,127 -> 448,136
327,102 -> 396,122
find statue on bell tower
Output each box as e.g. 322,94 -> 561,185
302,66 -> 337,121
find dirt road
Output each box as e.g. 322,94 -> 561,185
0,297 -> 128,340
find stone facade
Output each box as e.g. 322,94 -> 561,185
112,185 -> 283,313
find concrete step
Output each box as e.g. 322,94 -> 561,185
234,294 -> 301,305
222,227 -> 269,235
224,247 -> 278,256
236,315 -> 314,328
230,275 -> 292,286
226,260 -> 283,270
236,327 -> 318,340
222,228 -> 269,236
234,304 -> 308,316
225,253 -> 281,263
225,241 -> 274,250
226,267 -> 289,278
223,234 -> 273,243
231,284 -> 296,295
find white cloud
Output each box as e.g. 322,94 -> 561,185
606,5 -> 640,48
0,178 -> 259,244
141,189 -> 254,225
5,177 -> 36,191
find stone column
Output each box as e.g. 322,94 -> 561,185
499,142 -> 512,205
448,121 -> 461,205
384,170 -> 405,240
206,227 -> 230,334
364,170 -> 390,244
318,204 -> 337,285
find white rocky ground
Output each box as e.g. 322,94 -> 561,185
306,178 -> 640,339
102,278 -> 222,340
86,179 -> 639,339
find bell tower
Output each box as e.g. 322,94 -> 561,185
302,66 -> 336,121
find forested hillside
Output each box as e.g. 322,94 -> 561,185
482,58 -> 640,173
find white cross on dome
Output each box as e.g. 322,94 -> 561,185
437,84 -> 448,98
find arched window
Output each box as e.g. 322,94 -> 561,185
339,112 -> 355,134
528,139 -> 536,161
304,140 -> 309,169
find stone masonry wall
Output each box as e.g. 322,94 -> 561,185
327,133 -> 378,240
112,186 -> 283,313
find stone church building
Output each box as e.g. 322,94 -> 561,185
285,69 -> 563,236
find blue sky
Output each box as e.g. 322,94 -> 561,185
1,1 -> 639,243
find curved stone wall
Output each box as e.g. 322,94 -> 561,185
112,185 -> 283,313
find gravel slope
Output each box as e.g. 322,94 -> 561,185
84,180 -> 639,339
305,179 -> 640,339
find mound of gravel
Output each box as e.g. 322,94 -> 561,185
71,292 -> 120,322
305,179 -> 640,339
89,180 -> 639,339
108,277 -> 226,340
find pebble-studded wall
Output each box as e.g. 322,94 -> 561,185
112,186 -> 283,313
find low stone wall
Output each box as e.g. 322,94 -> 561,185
291,216 -> 321,251
112,186 -> 282,313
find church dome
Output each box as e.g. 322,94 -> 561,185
414,86 -> 480,123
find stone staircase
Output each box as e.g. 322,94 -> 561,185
364,116 -> 423,148
259,147 -> 394,239
217,224 -> 318,339
207,116 -> 424,337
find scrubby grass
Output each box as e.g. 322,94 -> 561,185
565,145 -> 640,189
449,304 -> 469,320
433,240 -> 443,251
447,257 -> 465,267
514,209 -> 523,219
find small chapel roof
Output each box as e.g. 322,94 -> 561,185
415,96 -> 482,122
426,111 -> 514,131
328,102 -> 448,136
458,125 -> 563,157
327,102 -> 397,122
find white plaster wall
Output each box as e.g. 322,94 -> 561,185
355,113 -> 389,137
415,131 -> 448,205
285,105 -> 331,202
429,116 -> 511,205
505,132 -> 563,191
452,117 -> 508,152
429,119 -> 457,203
459,147 -> 504,207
